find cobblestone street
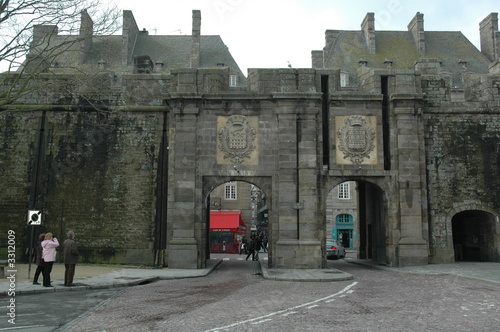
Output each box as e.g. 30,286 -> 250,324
63,258 -> 500,332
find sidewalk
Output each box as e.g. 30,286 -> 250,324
0,261 -> 221,296
347,259 -> 500,285
1,259 -> 499,297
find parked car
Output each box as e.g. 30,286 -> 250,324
326,240 -> 346,260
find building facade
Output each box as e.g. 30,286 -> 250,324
326,181 -> 358,249
1,10 -> 499,269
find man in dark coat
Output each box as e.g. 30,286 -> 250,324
245,236 -> 255,261
32,233 -> 46,285
62,230 -> 79,286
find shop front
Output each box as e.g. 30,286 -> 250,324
210,211 -> 247,253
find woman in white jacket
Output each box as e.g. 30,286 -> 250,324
41,232 -> 59,287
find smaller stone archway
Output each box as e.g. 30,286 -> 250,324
325,178 -> 390,265
451,210 -> 499,262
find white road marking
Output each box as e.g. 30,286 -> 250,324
0,325 -> 45,331
251,319 -> 273,325
203,281 -> 358,332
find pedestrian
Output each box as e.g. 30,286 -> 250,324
245,235 -> 255,261
239,236 -> 247,255
254,235 -> 262,261
41,232 -> 59,287
32,233 -> 46,285
262,236 -> 268,253
62,230 -> 79,287
242,236 -> 248,254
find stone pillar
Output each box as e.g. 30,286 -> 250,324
273,100 -> 299,268
273,98 -> 322,269
167,102 -> 200,268
296,105 -> 322,268
393,103 -> 429,266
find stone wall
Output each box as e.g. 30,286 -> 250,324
1,66 -> 499,268
0,109 -> 163,264
424,104 -> 500,262
0,112 -> 39,259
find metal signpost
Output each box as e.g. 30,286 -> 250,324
27,210 -> 42,278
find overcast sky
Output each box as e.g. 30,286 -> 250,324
116,0 -> 498,73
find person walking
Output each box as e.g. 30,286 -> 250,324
32,233 -> 46,285
62,230 -> 79,286
239,236 -> 247,255
41,232 -> 59,287
245,235 -> 255,261
262,236 -> 268,253
254,235 -> 262,261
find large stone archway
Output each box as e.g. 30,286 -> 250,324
201,176 -> 273,267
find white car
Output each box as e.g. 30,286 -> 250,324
326,240 -> 346,260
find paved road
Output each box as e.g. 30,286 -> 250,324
2,258 -> 500,331
0,288 -> 124,331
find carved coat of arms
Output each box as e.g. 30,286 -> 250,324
218,115 -> 256,163
337,115 -> 375,164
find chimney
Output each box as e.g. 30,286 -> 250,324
79,10 -> 94,64
32,25 -> 58,48
408,12 -> 425,56
361,13 -> 376,54
480,13 -> 499,62
122,10 -> 139,65
311,50 -> 324,68
191,10 -> 201,68
323,30 -> 340,64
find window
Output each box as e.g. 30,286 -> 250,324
338,182 -> 350,199
225,182 -> 237,200
340,72 -> 349,87
337,214 -> 353,223
229,74 -> 237,87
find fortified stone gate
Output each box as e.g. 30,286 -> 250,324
1,10 -> 499,269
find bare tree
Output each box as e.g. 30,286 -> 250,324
0,0 -> 120,109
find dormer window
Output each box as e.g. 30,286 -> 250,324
340,72 -> 349,87
98,59 -> 107,70
133,55 -> 153,74
229,74 -> 237,87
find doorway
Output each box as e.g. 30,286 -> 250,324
452,210 -> 497,262
204,179 -> 269,264
327,180 -> 386,264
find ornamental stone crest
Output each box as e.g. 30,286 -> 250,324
337,115 -> 375,164
218,115 -> 256,163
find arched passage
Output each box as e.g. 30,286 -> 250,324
202,176 -> 272,265
326,180 -> 387,264
452,210 -> 498,262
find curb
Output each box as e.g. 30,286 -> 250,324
345,259 -> 500,286
259,260 -> 354,282
1,260 -> 223,297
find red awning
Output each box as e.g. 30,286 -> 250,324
210,211 -> 246,232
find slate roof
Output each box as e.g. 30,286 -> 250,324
30,32 -> 246,85
324,30 -> 491,87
